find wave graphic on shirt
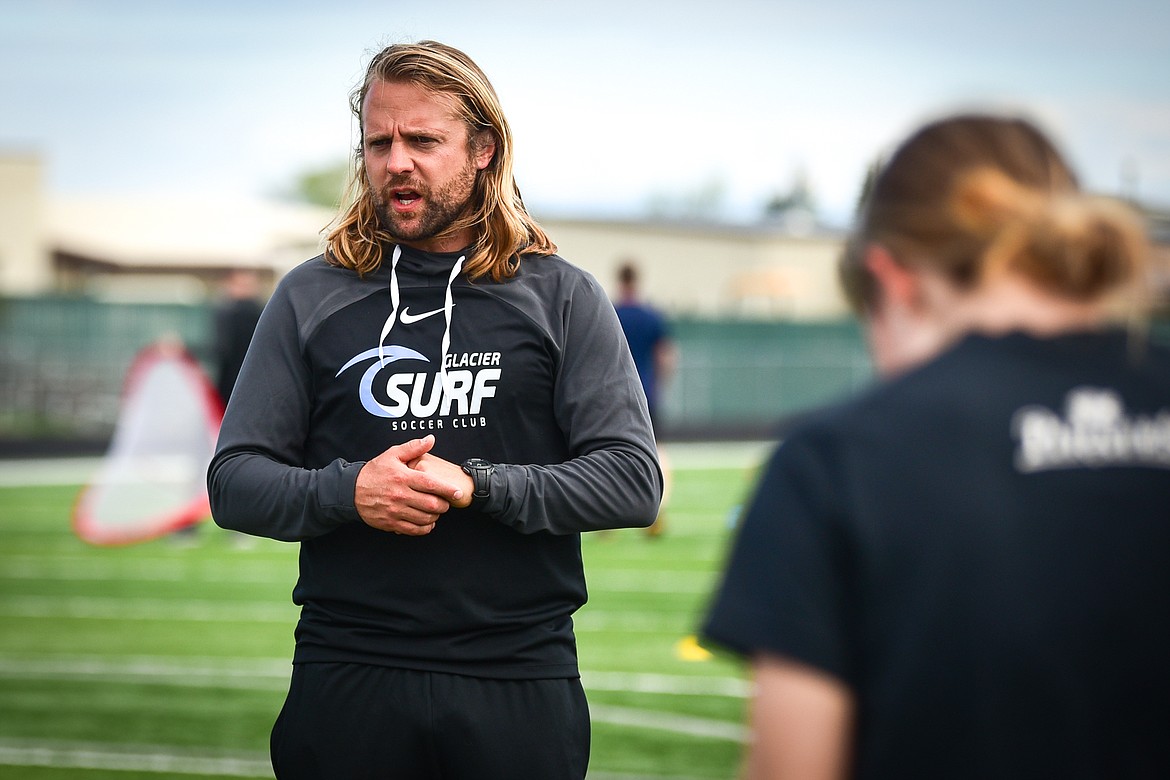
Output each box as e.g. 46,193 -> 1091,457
336,345 -> 429,418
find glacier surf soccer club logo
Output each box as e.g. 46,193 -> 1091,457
336,344 -> 502,432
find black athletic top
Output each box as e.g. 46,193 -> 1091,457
208,245 -> 662,679
703,329 -> 1170,778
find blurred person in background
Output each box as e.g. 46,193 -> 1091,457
187,267 -> 265,546
613,260 -> 676,535
212,267 -> 265,406
171,268 -> 263,544
207,40 -> 660,779
703,114 -> 1170,779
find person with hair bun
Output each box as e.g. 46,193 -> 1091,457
703,114 -> 1170,779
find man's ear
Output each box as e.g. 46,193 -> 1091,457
864,245 -> 921,313
473,131 -> 496,171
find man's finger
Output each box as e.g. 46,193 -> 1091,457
406,471 -> 464,504
393,434 -> 436,462
390,519 -> 437,536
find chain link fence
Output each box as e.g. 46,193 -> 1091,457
10,296 -> 1168,452
0,297 -> 214,447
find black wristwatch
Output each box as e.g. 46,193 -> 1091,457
460,458 -> 495,506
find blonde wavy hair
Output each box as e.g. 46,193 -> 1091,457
325,40 -> 556,280
840,114 -> 1148,316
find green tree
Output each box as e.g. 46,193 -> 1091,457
286,160 -> 351,208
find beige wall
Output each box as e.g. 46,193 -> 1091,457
541,216 -> 850,319
0,169 -> 852,315
0,154 -> 51,295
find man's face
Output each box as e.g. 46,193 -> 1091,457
361,79 -> 496,253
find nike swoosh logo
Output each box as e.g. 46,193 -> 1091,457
399,305 -> 451,325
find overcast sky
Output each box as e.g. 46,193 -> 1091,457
3,0 -> 1168,227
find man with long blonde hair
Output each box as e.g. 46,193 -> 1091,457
209,40 -> 662,779
325,40 -> 555,282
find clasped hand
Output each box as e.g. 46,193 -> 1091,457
354,435 -> 474,536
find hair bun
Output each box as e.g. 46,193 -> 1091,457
950,167 -> 1044,236
951,168 -> 1147,301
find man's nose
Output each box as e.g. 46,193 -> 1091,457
386,142 -> 413,175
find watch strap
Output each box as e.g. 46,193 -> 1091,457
461,458 -> 494,504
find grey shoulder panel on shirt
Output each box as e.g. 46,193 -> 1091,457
276,256 -> 389,347
468,253 -> 599,335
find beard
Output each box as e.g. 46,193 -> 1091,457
371,159 -> 479,247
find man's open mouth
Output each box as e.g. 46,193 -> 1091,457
393,189 -> 421,206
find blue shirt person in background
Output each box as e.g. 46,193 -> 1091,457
614,261 -> 676,536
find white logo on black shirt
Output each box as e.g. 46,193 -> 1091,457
1012,387 -> 1170,472
399,305 -> 451,325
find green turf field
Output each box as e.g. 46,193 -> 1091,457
0,445 -> 768,779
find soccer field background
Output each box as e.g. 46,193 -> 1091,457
0,442 -> 771,779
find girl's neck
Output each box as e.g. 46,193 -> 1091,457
942,273 -> 1109,340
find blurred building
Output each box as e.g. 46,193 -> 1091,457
1,152 -> 848,315
545,216 -> 848,319
0,154 -> 333,303
4,151 -> 1170,315
0,153 -> 50,294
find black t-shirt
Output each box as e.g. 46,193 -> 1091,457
703,329 -> 1170,779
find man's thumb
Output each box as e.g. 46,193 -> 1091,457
397,434 -> 436,459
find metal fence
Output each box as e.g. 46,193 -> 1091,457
0,297 -> 213,440
662,318 -> 872,437
0,296 -> 865,445
6,294 -> 1169,453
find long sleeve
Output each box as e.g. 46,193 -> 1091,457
481,271 -> 664,535
207,273 -> 364,542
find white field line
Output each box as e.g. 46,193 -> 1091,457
0,457 -> 100,487
586,671 -> 748,698
0,441 -> 774,489
0,559 -> 716,595
0,595 -> 297,623
590,704 -> 748,743
0,738 -> 273,777
661,441 -> 774,471
0,558 -> 292,584
0,656 -> 292,691
0,655 -> 749,699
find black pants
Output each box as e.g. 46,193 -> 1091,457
270,663 -> 591,779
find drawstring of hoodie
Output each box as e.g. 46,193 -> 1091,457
377,245 -> 402,367
440,255 -> 464,396
377,244 -> 464,399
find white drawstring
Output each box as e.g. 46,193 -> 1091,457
439,255 -> 465,397
377,245 -> 403,366
376,245 -> 464,405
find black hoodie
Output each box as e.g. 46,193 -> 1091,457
208,244 -> 662,678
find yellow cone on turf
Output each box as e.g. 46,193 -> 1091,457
675,634 -> 713,662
